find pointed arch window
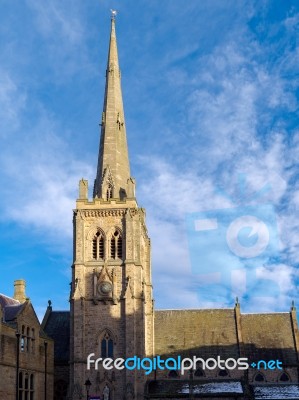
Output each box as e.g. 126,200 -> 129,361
254,373 -> 265,382
101,332 -> 113,359
110,230 -> 123,259
54,379 -> 68,400
92,231 -> 105,260
218,369 -> 229,377
194,368 -> 204,378
168,370 -> 179,378
279,372 -> 290,382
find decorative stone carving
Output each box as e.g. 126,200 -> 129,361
103,384 -> 110,400
93,266 -> 117,304
82,208 -> 138,218
123,276 -> 134,299
83,209 -> 126,218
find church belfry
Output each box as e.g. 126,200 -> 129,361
70,13 -> 154,400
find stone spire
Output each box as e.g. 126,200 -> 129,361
94,14 -> 133,200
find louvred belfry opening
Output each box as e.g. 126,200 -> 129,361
92,231 -> 105,260
110,230 -> 123,259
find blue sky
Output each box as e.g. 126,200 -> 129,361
0,0 -> 298,319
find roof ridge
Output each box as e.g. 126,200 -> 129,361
155,308 -> 234,311
242,312 -> 290,315
0,293 -> 19,301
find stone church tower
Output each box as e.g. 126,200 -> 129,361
70,15 -> 154,400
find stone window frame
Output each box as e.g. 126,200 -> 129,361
168,370 -> 179,379
92,229 -> 106,260
54,379 -> 68,400
18,370 -> 34,400
98,328 -> 116,359
106,183 -> 114,201
194,367 -> 205,378
278,371 -> 291,382
218,369 -> 230,378
21,325 -> 25,352
110,228 -> 123,260
101,332 -> 113,359
31,328 -> 35,353
253,372 -> 266,383
21,325 -> 34,353
26,327 -> 30,352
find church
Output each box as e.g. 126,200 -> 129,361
39,14 -> 299,400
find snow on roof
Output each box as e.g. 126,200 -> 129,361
0,293 -> 19,308
254,384 -> 299,399
178,381 -> 243,394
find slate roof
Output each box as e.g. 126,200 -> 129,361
0,293 -> 25,323
43,311 -> 70,364
0,293 -> 19,307
4,304 -> 25,321
154,309 -> 298,364
241,313 -> 297,364
154,309 -> 239,358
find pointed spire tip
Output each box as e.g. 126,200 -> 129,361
110,9 -> 117,20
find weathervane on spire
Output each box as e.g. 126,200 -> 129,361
110,9 -> 117,20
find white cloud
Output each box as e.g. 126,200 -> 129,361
138,31 -> 299,310
25,0 -> 96,82
138,152 -> 294,311
284,12 -> 299,31
27,0 -> 84,44
0,109 -> 93,241
0,71 -> 26,136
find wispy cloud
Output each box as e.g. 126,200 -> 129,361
136,7 -> 299,312
0,106 -> 93,241
0,71 -> 26,136
27,0 -> 84,44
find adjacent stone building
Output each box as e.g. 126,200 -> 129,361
42,14 -> 299,400
42,303 -> 70,400
0,280 -> 54,400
